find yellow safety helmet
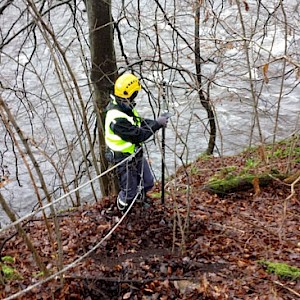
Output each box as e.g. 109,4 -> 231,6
114,73 -> 141,99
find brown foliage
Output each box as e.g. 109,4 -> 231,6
0,152 -> 299,299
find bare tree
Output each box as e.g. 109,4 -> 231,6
0,1 -> 299,296
0,0 -> 299,240
85,0 -> 118,196
194,1 -> 216,155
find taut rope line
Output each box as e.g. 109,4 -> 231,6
0,152 -> 136,235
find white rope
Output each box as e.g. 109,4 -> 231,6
2,193 -> 139,300
3,155 -> 145,300
1,146 -> 148,299
0,152 -> 137,234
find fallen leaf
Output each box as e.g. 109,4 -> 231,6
123,292 -> 132,299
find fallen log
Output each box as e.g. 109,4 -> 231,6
203,173 -> 287,196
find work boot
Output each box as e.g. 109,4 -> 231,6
117,196 -> 132,212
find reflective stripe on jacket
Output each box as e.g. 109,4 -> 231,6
105,108 -> 141,154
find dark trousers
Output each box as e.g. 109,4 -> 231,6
116,156 -> 154,203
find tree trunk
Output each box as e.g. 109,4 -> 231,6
85,0 -> 118,196
194,3 -> 216,155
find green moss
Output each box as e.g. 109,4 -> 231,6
208,174 -> 254,192
150,192 -> 162,198
245,158 -> 258,168
190,164 -> 200,175
2,265 -> 16,278
210,166 -> 237,181
240,158 -> 261,175
1,256 -> 22,281
33,271 -> 45,278
1,256 -> 14,264
197,153 -> 212,161
242,135 -> 299,164
295,147 -> 300,163
258,260 -> 300,280
273,147 -> 290,159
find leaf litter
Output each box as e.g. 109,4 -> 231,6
0,146 -> 299,299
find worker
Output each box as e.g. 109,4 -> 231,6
104,73 -> 168,212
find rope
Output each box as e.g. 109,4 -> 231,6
0,152 -> 137,235
2,153 -> 145,300
2,195 -> 137,300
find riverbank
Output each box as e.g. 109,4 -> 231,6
1,136 -> 299,299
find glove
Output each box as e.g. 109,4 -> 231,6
156,116 -> 168,128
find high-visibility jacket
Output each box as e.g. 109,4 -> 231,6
105,107 -> 141,154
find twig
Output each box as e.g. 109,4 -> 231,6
64,275 -> 196,284
210,222 -> 245,234
279,173 -> 300,241
237,214 -> 278,236
273,280 -> 300,298
286,174 -> 300,202
1,192 -> 137,300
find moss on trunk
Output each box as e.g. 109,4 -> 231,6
203,173 -> 286,195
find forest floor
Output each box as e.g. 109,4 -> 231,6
0,140 -> 300,299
